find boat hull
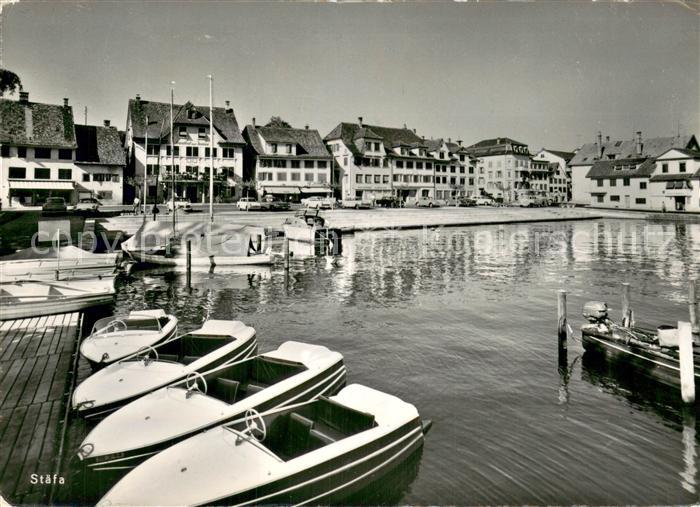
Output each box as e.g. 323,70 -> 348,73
284,224 -> 316,243
125,249 -> 273,266
0,294 -> 114,321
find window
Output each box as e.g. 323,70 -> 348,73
34,168 -> 51,179
374,175 -> 381,184
318,174 -> 327,183
0,145 -> 9,157
204,148 -> 218,157
635,198 -> 646,205
286,144 -> 292,154
166,146 -> 180,156
300,160 -> 312,169
426,162 -> 432,170
383,175 -> 389,184
680,162 -> 687,173
34,147 -> 51,159
596,195 -> 604,203
291,172 -> 300,181
17,146 -> 27,158
417,162 -> 423,170
9,167 -> 25,179
406,161 -> 413,169
623,177 -> 630,186
222,148 -> 235,158
58,169 -> 72,180
610,195 -> 620,202
179,126 -> 187,137
662,163 -> 668,173
186,146 -> 199,157
273,160 -> 286,168
356,175 -> 363,183
198,127 -> 206,139
271,143 -> 278,154
291,160 -> 300,169
58,149 -> 72,160
393,174 -> 400,182
305,173 -> 314,182
277,172 -> 287,181
343,157 -> 348,166
413,175 -> 420,183
82,173 -> 90,182
317,161 -> 327,169
609,178 -> 616,187
639,181 -> 647,190
365,175 -> 372,183
396,161 -> 404,169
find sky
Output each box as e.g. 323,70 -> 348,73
0,0 -> 698,152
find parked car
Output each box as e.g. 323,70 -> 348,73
375,196 -> 403,208
74,197 -> 101,213
413,197 -> 440,208
474,196 -> 496,206
260,194 -> 290,211
340,198 -> 374,209
457,197 -> 477,207
302,196 -> 336,209
42,197 -> 67,214
167,198 -> 192,212
236,197 -> 263,211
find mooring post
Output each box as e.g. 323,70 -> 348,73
557,290 -> 568,343
621,282 -> 632,327
283,237 -> 290,270
186,240 -> 192,271
678,321 -> 696,404
689,279 -> 698,335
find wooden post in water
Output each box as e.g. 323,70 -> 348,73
283,237 -> 290,270
678,321 -> 695,404
557,290 -> 568,343
186,240 -> 192,290
689,279 -> 698,335
621,282 -> 632,327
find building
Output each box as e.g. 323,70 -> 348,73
568,131 -> 699,205
325,118 -> 440,203
465,137 -> 532,203
124,95 -> 245,204
424,138 -> 476,199
586,148 -> 700,212
0,92 -> 125,207
532,149 -> 575,203
242,120 -> 333,200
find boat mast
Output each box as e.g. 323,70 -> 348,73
143,114 -> 148,220
170,82 -> 176,234
208,74 -> 214,223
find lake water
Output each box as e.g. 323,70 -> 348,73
82,218 -> 700,505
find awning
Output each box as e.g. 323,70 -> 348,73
262,186 -> 300,194
8,180 -> 75,190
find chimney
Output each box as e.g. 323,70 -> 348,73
103,119 -> 111,127
413,128 -> 417,134
18,91 -> 29,104
596,131 -> 603,158
448,137 -> 451,143
135,94 -> 141,103
635,131 -> 643,155
457,140 -> 463,147
305,124 -> 309,130
605,136 -> 610,142
225,100 -> 232,113
252,117 -> 256,128
358,116 -> 363,128
63,98 -> 69,107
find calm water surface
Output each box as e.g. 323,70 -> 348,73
107,219 -> 700,505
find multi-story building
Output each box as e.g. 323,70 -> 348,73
587,147 -> 700,212
325,118 -> 440,203
242,120 -> 333,200
568,131 -> 698,205
0,92 -> 125,207
124,95 -> 245,204
532,149 -> 575,203
424,138 -> 476,199
465,137 -> 532,203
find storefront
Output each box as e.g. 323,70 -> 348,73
8,180 -> 75,206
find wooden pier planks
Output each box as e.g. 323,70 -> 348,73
0,312 -> 81,504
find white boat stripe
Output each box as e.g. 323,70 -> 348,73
586,335 -> 686,373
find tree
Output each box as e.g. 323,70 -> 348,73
265,116 -> 291,128
0,68 -> 22,97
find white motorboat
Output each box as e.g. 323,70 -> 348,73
0,245 -> 120,282
78,341 -> 346,474
97,384 -> 431,507
72,320 -> 257,419
79,310 -> 178,369
121,221 -> 272,267
283,209 -> 327,243
0,277 -> 116,321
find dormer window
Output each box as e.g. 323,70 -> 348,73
271,143 -> 278,154
286,144 -> 292,154
179,126 -> 187,137
198,127 -> 206,139
188,109 -> 198,120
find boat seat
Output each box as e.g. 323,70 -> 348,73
158,354 -> 179,363
181,355 -> 200,365
213,378 -> 240,404
308,428 -> 336,450
281,412 -> 314,459
245,382 -> 266,396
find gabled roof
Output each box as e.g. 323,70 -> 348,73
244,125 -> 331,158
127,98 -> 245,145
540,149 -> 575,162
75,125 -> 126,166
585,157 -> 655,179
324,122 -> 425,157
655,147 -> 700,159
465,137 -> 530,157
569,135 -> 697,166
0,98 -> 76,148
649,173 -> 699,182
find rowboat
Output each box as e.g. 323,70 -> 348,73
0,278 -> 116,321
78,341 -> 346,474
79,310 -> 178,369
0,245 -> 120,282
72,320 -> 257,419
97,384 -> 431,507
120,221 -> 272,267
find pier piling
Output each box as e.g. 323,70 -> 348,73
689,279 -> 698,335
621,282 -> 632,327
678,321 -> 696,404
186,240 -> 192,289
284,237 -> 290,270
557,290 -> 568,343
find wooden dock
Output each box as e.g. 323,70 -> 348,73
0,313 -> 82,504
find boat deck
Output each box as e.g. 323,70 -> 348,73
0,312 -> 81,504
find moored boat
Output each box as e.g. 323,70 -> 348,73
72,320 -> 257,419
79,310 -> 178,369
0,245 -> 120,282
97,384 -> 430,507
0,277 -> 116,320
78,341 -> 346,474
283,209 -> 342,254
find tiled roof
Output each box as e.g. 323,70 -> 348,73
649,173 -> 698,182
244,125 -> 331,158
324,122 -> 425,157
541,149 -> 575,162
75,125 -> 126,166
657,147 -> 700,159
465,137 -> 530,157
127,98 -> 245,145
585,157 -> 655,179
0,98 -> 76,148
569,135 -> 697,166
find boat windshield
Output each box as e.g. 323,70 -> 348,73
91,314 -> 164,335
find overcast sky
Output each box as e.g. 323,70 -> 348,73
1,1 -> 698,151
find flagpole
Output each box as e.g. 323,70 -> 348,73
143,114 -> 148,220
208,74 -> 214,223
170,82 -> 176,234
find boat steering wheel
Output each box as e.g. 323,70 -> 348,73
185,372 -> 208,397
135,345 -> 159,365
244,409 -> 266,442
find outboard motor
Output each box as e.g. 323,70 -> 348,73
582,301 -> 609,324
